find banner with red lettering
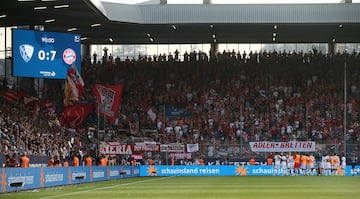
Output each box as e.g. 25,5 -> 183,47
160,143 -> 185,152
100,141 -> 133,155
249,141 -> 316,152
169,153 -> 192,160
93,84 -> 123,124
133,142 -> 160,152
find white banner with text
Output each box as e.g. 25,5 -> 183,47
249,141 -> 316,152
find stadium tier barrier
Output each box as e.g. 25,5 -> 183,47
0,165 -> 140,193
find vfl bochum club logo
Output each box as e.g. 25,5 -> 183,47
19,44 -> 34,63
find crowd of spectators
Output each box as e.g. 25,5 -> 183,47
1,48 -> 360,164
0,97 -> 89,164
85,48 -> 360,157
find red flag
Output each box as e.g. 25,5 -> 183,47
23,94 -> 39,120
2,89 -> 21,103
23,95 -> 39,109
41,99 -> 56,119
93,84 -> 123,124
60,105 -> 92,128
64,64 -> 84,106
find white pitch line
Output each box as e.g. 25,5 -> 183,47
39,176 -> 174,199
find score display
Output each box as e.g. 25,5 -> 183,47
12,29 -> 81,79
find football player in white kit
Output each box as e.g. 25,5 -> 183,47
323,153 -> 331,176
320,153 -> 326,176
274,153 -> 281,176
287,152 -> 295,176
280,152 -> 287,176
341,154 -> 346,176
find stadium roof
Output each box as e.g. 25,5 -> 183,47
1,0 -> 360,44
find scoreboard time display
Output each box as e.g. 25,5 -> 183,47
12,29 -> 81,79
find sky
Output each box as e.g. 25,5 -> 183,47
101,0 -> 348,4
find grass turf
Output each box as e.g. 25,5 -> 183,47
1,176 -> 359,199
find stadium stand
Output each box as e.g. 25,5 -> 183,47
0,1 -> 360,168
0,49 -> 359,166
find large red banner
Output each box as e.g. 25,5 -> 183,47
93,84 -> 123,124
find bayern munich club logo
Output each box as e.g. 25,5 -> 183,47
63,48 -> 76,65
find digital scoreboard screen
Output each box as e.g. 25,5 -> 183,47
12,29 -> 81,79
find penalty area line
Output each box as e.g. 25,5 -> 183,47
39,176 -> 174,199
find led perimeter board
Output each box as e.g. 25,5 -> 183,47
12,29 -> 81,79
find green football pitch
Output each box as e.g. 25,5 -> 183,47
1,176 -> 359,199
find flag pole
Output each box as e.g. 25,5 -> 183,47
97,101 -> 100,157
343,61 -> 347,157
103,97 -> 106,136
